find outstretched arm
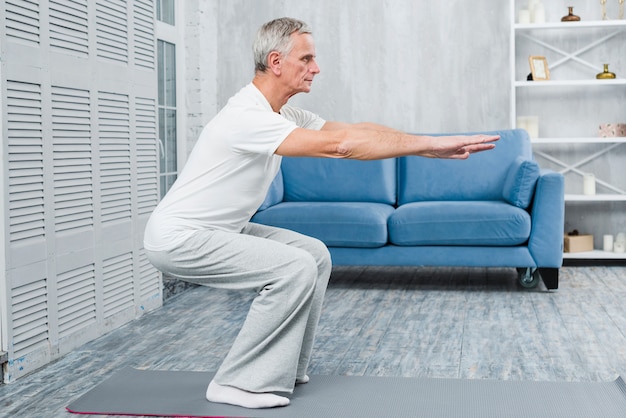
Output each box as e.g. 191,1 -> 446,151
275,121 -> 499,160
321,121 -> 402,133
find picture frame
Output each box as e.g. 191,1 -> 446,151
529,55 -> 550,81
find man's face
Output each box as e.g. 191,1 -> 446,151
280,33 -> 320,95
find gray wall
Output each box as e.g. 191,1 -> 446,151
202,0 -> 511,133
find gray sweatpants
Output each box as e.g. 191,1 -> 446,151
145,222 -> 332,393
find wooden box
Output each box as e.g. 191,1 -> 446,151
564,234 -> 594,253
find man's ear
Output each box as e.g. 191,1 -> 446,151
267,51 -> 282,75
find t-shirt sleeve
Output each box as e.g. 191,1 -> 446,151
226,105 -> 326,156
279,105 -> 326,130
225,106 -> 299,156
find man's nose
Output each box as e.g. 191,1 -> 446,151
310,59 -> 321,74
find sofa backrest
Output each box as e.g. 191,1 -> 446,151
281,157 -> 397,204
398,129 -> 533,204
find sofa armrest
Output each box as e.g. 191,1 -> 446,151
258,170 -> 284,211
528,169 -> 565,268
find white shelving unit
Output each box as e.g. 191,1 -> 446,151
515,20 -> 626,29
510,1 -> 626,260
515,79 -> 626,88
563,250 -> 626,260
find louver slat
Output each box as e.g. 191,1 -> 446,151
6,0 -> 41,45
12,279 -> 49,358
134,0 -> 155,70
139,250 -> 159,301
95,0 -> 128,63
52,86 -> 94,233
58,265 -> 96,337
6,81 -> 45,244
135,97 -> 158,215
98,92 -> 131,223
49,0 -> 89,55
103,253 -> 134,318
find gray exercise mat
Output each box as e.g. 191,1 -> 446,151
67,367 -> 626,417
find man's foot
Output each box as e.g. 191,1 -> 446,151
296,374 -> 310,384
206,380 -> 290,409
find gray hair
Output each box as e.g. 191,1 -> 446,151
253,17 -> 312,73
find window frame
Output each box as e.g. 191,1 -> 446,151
155,2 -> 186,197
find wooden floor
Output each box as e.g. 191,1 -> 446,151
2,266 -> 626,417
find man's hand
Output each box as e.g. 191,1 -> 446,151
423,134 -> 500,160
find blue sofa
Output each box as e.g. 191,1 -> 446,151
252,129 -> 565,289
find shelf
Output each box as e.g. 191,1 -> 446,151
532,137 -> 626,144
515,20 -> 626,31
564,250 -> 626,259
565,194 -> 626,202
512,0 -> 626,261
515,79 -> 626,87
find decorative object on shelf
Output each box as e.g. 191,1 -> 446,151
528,55 -> 550,80
517,116 -> 539,138
598,123 -> 626,137
596,63 -> 617,79
532,2 -> 546,23
604,234 -> 614,252
615,232 -> 626,253
601,0 -> 625,20
564,230 -> 594,253
583,173 -> 596,195
519,0 -> 546,23
519,9 -> 531,23
561,6 -> 581,21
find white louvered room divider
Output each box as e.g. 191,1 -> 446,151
1,0 -> 161,382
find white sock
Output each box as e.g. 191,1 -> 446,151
206,380 -> 290,409
296,374 -> 310,384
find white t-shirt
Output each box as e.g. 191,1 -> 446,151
143,83 -> 326,251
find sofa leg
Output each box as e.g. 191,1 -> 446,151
539,268 -> 559,290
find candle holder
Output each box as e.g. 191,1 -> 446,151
596,64 -> 617,79
561,6 -> 581,21
601,0 -> 624,20
583,173 -> 596,195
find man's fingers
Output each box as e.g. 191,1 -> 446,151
430,134 -> 499,159
470,134 -> 500,144
462,135 -> 499,153
470,142 -> 497,150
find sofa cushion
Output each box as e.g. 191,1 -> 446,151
502,156 -> 540,209
388,201 -> 531,246
251,202 -> 395,248
398,129 -> 532,204
281,157 -> 396,204
258,170 -> 284,211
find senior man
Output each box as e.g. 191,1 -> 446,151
144,17 -> 498,409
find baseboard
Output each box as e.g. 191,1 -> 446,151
563,259 -> 626,267
0,351 -> 6,385
162,275 -> 199,302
